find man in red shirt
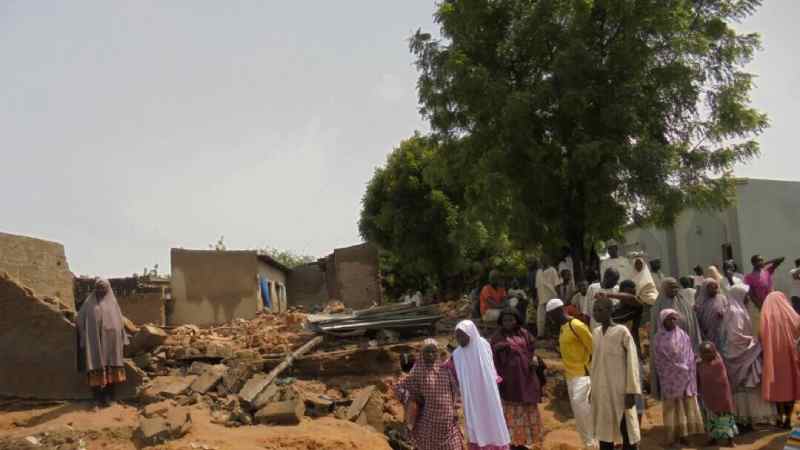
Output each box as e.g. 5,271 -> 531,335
480,270 -> 510,324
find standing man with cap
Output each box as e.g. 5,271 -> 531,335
547,298 -> 596,449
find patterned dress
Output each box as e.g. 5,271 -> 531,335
395,360 -> 465,450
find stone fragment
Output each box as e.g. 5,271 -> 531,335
191,364 -> 227,394
128,325 -> 168,356
137,406 -> 192,445
304,393 -> 333,417
346,385 -> 376,421
251,384 -> 280,410
254,399 -> 304,425
188,361 -> 212,375
238,373 -> 270,407
142,399 -> 176,418
141,376 -> 197,402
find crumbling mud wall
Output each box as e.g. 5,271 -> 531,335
0,232 -> 75,309
118,292 -> 165,326
170,249 -> 261,326
287,263 -> 328,309
332,244 -> 382,309
0,272 -> 143,399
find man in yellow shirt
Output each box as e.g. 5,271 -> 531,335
547,298 -> 595,449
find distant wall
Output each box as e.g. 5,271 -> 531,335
287,263 -> 328,309
118,292 -> 165,326
170,250 -> 261,326
0,232 -> 75,309
333,243 -> 382,309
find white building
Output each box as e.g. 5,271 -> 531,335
623,178 -> 800,293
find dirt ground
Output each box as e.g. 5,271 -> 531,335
0,338 -> 791,450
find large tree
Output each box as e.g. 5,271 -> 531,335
411,0 -> 767,277
359,134 -> 524,296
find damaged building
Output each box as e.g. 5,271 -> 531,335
0,231 -> 75,309
75,275 -> 171,326
170,243 -> 382,326
0,272 -> 144,400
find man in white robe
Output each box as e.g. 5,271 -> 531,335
536,258 -> 561,338
590,297 -> 641,450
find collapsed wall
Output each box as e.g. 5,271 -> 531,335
0,232 -> 75,309
0,272 -> 143,400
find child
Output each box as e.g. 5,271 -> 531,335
653,309 -> 705,446
697,341 -> 738,447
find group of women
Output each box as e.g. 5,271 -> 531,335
396,310 -> 541,450
650,268 -> 800,447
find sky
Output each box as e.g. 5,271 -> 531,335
1,1 -> 797,277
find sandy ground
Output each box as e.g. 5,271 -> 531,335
0,345 -> 791,450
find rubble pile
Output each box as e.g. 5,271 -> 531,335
123,305 -> 428,446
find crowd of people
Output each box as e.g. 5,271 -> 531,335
394,245 -> 800,450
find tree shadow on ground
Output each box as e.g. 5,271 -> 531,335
15,402 -> 92,427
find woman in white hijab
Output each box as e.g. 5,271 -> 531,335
449,320 -> 511,450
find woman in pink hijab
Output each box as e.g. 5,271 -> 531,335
760,291 -> 800,429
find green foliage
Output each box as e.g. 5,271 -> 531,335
360,134 -> 532,296
410,0 -> 766,275
259,247 -> 316,269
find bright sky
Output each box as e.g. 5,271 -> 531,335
1,1 -> 796,277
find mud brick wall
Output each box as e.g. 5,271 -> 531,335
0,232 -> 75,309
118,292 -> 165,325
0,272 -> 142,399
170,249 -> 262,326
287,263 -> 328,309
332,243 -> 382,309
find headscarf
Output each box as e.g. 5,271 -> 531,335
705,266 -> 723,284
695,278 -> 728,351
491,308 -> 539,404
452,320 -> 510,447
653,309 -> 698,399
720,284 -> 764,389
76,278 -> 129,371
631,257 -> 658,305
760,292 -> 800,402
652,278 -> 702,350
697,342 -> 735,414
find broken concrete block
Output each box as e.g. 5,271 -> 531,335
254,399 -> 304,425
137,406 -> 192,445
141,376 -> 197,402
363,391 -> 385,433
238,373 -> 270,407
190,364 -> 227,394
221,364 -> 252,394
346,385 -> 376,421
251,384 -> 280,410
128,325 -> 168,356
304,393 -> 334,417
142,400 -> 176,418
188,361 -> 212,376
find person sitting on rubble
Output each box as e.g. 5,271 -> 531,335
507,279 -> 529,324
480,270 -> 517,325
76,278 -> 129,409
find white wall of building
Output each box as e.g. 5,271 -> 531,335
735,179 -> 800,294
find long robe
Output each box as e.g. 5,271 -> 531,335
695,279 -> 729,352
760,292 -> 800,402
590,324 -> 641,446
720,284 -> 764,389
650,291 -> 702,399
76,282 -> 128,371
